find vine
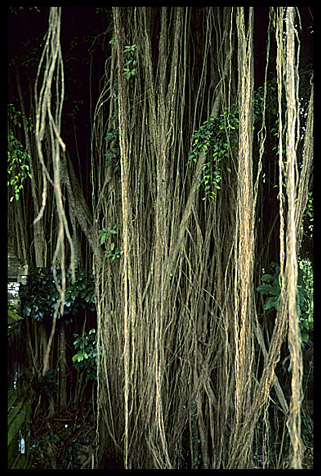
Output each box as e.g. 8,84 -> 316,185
188,108 -> 238,200
123,44 -> 137,79
187,77 -> 308,201
99,224 -> 122,260
7,104 -> 33,202
109,39 -> 137,80
104,126 -> 120,172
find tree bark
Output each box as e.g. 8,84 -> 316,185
60,151 -> 104,268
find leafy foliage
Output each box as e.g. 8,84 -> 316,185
104,243 -> 122,261
298,258 -> 314,341
33,369 -> 58,397
8,306 -> 23,323
105,127 -> 120,172
20,268 -> 96,325
188,109 -> 238,200
9,6 -> 41,14
257,260 -> 313,343
7,104 -> 33,202
256,262 -> 282,311
123,44 -> 137,79
302,191 -> 313,244
109,40 -> 138,79
72,328 -> 98,381
189,75 -> 312,203
99,224 -> 122,260
187,77 -> 300,201
99,224 -> 117,244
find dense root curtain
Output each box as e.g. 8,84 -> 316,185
92,7 -> 313,469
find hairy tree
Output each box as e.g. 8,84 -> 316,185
8,6 -> 313,469
89,6 -> 313,469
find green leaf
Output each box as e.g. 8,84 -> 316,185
300,330 -> 309,343
73,336 -> 81,346
261,274 -> 273,283
264,296 -> 278,311
72,352 -> 84,363
269,285 -> 281,296
257,283 -> 273,294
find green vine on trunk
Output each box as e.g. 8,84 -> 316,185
188,108 -> 238,200
187,78 -> 294,201
99,224 -> 123,260
72,328 -> 98,381
7,104 -> 33,202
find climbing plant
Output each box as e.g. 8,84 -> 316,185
188,108 -> 238,199
99,224 -> 122,260
7,5 -> 313,470
187,76 -> 288,201
7,104 -> 33,202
